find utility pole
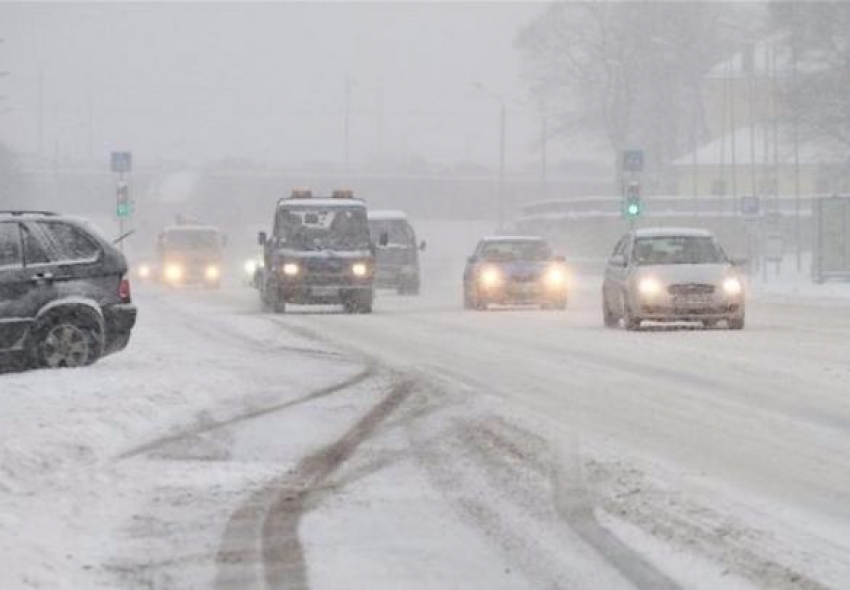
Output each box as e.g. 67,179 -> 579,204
473,82 -> 509,231
540,99 -> 548,199
344,75 -> 354,174
37,66 -> 44,157
792,44 -> 802,272
498,101 -> 506,231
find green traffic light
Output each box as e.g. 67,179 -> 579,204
626,202 -> 641,216
117,203 -> 131,218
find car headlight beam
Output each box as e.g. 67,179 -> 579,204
479,266 -> 502,288
283,263 -> 300,277
545,266 -> 567,289
723,277 -> 743,296
638,277 -> 663,297
352,262 -> 368,277
205,265 -> 221,281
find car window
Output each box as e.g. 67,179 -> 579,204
478,240 -> 552,261
612,236 -> 627,258
21,224 -> 51,266
0,222 -> 23,269
633,236 -> 726,266
39,221 -> 101,263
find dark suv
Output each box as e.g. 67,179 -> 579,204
0,211 -> 137,369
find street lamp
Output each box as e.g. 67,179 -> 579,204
473,82 -> 507,230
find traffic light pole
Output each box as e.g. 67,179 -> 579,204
117,171 -> 125,252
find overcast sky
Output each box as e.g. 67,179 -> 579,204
0,2 -> 565,170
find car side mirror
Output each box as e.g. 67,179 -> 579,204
609,254 -> 627,268
419,240 -> 427,252
379,232 -> 389,247
258,231 -> 267,246
467,255 -> 477,264
730,256 -> 748,267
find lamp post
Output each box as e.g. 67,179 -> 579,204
474,82 -> 507,230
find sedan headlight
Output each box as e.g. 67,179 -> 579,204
479,266 -> 502,288
205,265 -> 221,281
638,277 -> 663,297
352,262 -> 368,277
138,264 -> 151,279
282,263 -> 300,276
164,263 -> 183,282
723,277 -> 743,296
545,266 -> 567,289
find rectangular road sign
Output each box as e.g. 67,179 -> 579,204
111,151 -> 132,174
622,149 -> 644,172
741,195 -> 760,216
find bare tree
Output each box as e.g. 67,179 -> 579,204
771,2 -> 850,151
516,1 -> 733,190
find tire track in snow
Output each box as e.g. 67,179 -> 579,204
214,378 -> 414,590
117,365 -> 375,460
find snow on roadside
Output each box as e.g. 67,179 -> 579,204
0,290 -> 358,589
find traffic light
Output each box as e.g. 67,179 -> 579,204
116,183 -> 131,219
624,182 -> 642,218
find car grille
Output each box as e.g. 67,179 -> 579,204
667,283 -> 715,295
511,273 -> 540,283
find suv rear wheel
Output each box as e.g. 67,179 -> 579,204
34,316 -> 103,368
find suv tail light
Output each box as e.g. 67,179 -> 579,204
118,275 -> 132,303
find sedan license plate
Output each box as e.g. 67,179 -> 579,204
673,295 -> 712,307
311,286 -> 340,297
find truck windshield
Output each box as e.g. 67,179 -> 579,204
162,229 -> 220,250
633,236 -> 726,265
275,207 -> 370,251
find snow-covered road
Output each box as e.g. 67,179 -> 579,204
2,269 -> 850,589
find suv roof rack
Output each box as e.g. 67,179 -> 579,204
0,210 -> 59,217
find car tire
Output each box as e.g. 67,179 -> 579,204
728,316 -> 745,330
345,291 -> 373,314
33,314 -> 103,369
622,296 -> 642,331
463,285 -> 474,310
603,296 -> 619,328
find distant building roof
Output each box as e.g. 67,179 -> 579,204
671,127 -> 843,167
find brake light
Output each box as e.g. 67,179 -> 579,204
118,275 -> 132,303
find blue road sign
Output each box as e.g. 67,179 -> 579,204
111,151 -> 132,174
622,149 -> 644,172
741,195 -> 760,216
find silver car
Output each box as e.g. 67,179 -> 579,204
602,228 -> 746,330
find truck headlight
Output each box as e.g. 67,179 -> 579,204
205,265 -> 221,281
723,277 -> 743,296
283,263 -> 300,276
638,277 -> 663,297
479,266 -> 502,288
352,263 -> 368,277
164,263 -> 183,282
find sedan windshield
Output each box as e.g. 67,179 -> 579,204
479,240 -> 552,261
633,236 -> 726,265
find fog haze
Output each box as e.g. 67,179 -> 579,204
0,2 -> 554,168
